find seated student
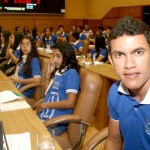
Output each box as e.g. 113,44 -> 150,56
76,26 -> 87,41
88,36 -> 108,63
70,32 -> 83,55
83,24 -> 93,39
0,30 -> 11,63
10,35 -> 41,98
0,31 -> 23,75
38,27 -> 57,49
36,42 -> 80,136
56,25 -> 69,42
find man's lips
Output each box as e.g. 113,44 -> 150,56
124,72 -> 140,79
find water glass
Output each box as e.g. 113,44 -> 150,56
37,130 -> 55,150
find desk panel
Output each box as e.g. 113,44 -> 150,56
0,73 -> 62,150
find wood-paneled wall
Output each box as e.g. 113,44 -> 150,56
0,6 -> 145,36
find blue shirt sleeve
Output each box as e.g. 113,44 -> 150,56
99,48 -> 108,58
108,83 -> 119,120
64,69 -> 80,94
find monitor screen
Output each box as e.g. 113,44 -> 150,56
0,0 -> 65,14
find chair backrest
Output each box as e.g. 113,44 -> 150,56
32,56 -> 49,100
68,67 -> 102,147
81,40 -> 89,58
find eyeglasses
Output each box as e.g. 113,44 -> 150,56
21,43 -> 31,47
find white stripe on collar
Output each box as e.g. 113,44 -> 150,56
73,40 -> 80,45
118,82 -> 150,104
55,68 -> 67,76
118,82 -> 130,95
140,87 -> 150,104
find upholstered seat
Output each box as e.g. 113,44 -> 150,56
43,67 -> 102,150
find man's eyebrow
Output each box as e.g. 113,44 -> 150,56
111,50 -> 125,55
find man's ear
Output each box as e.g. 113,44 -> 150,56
108,53 -> 113,66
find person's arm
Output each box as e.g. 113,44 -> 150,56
36,92 -> 77,112
104,119 -> 123,150
10,76 -> 41,84
7,48 -> 19,64
96,55 -> 104,62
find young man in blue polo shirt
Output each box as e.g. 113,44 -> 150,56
105,17 -> 150,150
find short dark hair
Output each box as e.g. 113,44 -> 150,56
109,16 -> 150,51
98,25 -> 104,31
72,32 -> 79,40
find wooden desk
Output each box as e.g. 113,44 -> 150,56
0,71 -> 10,81
88,64 -> 119,130
0,74 -> 62,150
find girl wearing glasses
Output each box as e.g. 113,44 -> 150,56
10,35 -> 41,98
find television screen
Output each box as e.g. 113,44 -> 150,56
0,0 -> 65,14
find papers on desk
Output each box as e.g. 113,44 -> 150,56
0,101 -> 31,112
93,61 -> 103,65
0,90 -> 22,103
4,132 -> 31,150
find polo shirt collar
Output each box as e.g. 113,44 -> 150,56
55,67 -> 68,76
118,82 -> 150,104
73,40 -> 79,45
45,35 -> 51,41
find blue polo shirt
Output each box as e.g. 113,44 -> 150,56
72,40 -> 83,52
79,33 -> 86,40
108,81 -> 150,150
56,32 -> 69,42
89,48 -> 108,63
15,57 -> 41,98
41,35 -> 57,48
37,69 -> 80,121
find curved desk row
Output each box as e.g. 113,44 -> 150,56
0,71 -> 62,150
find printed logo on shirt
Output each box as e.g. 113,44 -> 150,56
145,119 -> 150,135
53,82 -> 60,90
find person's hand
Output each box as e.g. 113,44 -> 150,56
10,75 -> 20,83
46,58 -> 55,74
36,102 -> 47,113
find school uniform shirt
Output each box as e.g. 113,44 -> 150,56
37,69 -> 80,121
41,35 -> 57,48
108,81 -> 150,150
90,48 -> 108,63
56,31 -> 69,42
15,56 -> 41,98
72,40 -> 83,52
79,33 -> 87,40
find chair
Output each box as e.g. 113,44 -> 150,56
43,67 -> 102,150
19,56 -> 50,106
80,40 -> 89,58
81,127 -> 108,150
0,59 -> 16,76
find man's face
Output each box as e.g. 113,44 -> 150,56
109,34 -> 150,92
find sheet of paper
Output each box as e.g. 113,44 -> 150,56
0,90 -> 22,103
0,101 -> 31,112
4,132 -> 31,150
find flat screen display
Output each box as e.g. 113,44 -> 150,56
0,0 -> 65,14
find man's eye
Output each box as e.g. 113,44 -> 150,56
115,53 -> 123,58
136,50 -> 143,55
